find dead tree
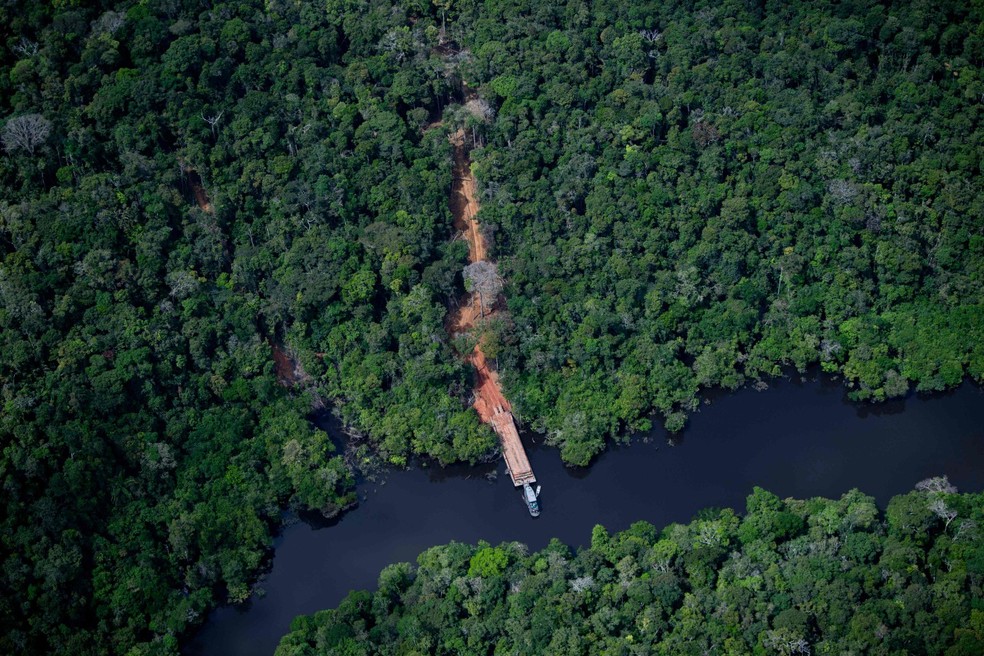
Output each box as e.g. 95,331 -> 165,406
463,260 -> 502,318
12,37 -> 39,58
201,111 -> 223,141
917,475 -> 959,531
915,476 -> 958,494
928,497 -> 958,529
92,10 -> 126,35
2,114 -> 51,155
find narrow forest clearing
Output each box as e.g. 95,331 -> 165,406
182,166 -> 213,213
445,129 -> 537,492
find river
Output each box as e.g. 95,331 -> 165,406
186,375 -> 984,655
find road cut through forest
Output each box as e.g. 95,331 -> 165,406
445,129 -> 535,486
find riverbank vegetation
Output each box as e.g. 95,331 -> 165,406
278,481 -> 984,655
1,0 -> 981,653
450,0 -> 984,464
0,1 -> 478,654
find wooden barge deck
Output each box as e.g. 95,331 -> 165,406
489,405 -> 535,486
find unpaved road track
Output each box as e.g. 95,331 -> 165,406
446,130 -> 534,485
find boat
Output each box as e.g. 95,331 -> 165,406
522,482 -> 541,517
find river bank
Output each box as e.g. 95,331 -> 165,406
186,375 -> 984,656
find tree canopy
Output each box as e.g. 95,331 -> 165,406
0,0 -> 981,652
278,483 -> 984,655
0,1 -> 479,653
447,0 -> 984,463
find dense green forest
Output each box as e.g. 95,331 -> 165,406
278,481 -> 984,655
447,0 -> 984,464
0,0 -> 482,654
1,0 -> 982,653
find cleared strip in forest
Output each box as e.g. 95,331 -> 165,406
182,166 -> 213,213
446,129 -> 535,487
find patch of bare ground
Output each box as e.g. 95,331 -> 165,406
271,343 -> 313,388
445,128 -> 507,423
180,164 -> 213,213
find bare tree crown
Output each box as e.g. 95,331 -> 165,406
915,475 -> 957,494
463,260 -> 503,315
2,114 -> 52,156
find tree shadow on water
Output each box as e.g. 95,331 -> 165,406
854,397 -> 908,419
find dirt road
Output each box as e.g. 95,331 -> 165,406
445,129 -> 534,485
449,131 -> 486,262
446,130 -> 510,423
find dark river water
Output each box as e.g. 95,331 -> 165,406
187,376 -> 984,655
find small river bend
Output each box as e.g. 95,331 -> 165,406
188,376 -> 984,656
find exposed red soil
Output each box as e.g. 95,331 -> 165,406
192,184 -> 212,213
271,343 -> 311,387
446,129 -> 508,424
444,129 -> 534,483
470,346 -> 511,421
182,165 -> 213,213
448,130 -> 486,263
